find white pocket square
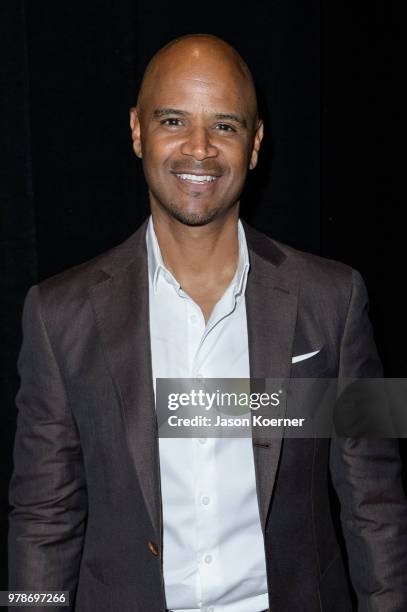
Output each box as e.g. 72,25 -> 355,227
292,350 -> 320,364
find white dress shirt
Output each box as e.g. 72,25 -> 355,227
147,215 -> 269,612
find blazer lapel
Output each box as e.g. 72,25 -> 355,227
88,221 -> 161,540
244,222 -> 299,531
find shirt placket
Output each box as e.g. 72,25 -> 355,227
189,301 -> 234,611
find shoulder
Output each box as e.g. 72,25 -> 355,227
275,238 -> 356,295
25,219 -> 149,314
243,221 -> 358,302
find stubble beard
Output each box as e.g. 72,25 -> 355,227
158,199 -> 226,227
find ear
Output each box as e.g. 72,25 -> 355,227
249,119 -> 264,170
129,106 -> 142,158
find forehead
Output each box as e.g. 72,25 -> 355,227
143,53 -> 252,116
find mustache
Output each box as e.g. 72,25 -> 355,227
170,161 -> 224,176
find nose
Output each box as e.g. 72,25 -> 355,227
180,126 -> 218,160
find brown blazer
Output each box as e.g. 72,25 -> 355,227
8,219 -> 407,611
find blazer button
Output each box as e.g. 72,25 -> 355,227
147,540 -> 160,556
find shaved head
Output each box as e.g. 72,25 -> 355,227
130,33 -> 263,227
137,34 -> 259,125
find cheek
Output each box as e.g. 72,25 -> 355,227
228,148 -> 251,178
226,139 -> 252,167
143,139 -> 179,173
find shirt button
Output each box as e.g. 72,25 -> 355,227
195,372 -> 204,379
204,554 -> 212,564
202,496 -> 211,505
198,437 -> 207,444
190,314 -> 198,324
147,541 -> 159,556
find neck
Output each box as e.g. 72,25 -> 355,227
150,204 -> 240,290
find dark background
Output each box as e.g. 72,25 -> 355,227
1,0 -> 400,596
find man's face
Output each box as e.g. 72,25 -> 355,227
130,48 -> 263,226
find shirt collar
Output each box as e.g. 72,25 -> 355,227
233,219 -> 250,299
146,215 -> 180,292
146,214 -> 250,297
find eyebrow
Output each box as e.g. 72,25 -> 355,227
214,113 -> 248,129
153,108 -> 189,118
152,108 -> 248,128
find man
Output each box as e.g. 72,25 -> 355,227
8,34 -> 407,612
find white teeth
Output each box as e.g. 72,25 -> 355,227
176,173 -> 217,183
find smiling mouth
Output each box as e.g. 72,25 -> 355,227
174,173 -> 219,184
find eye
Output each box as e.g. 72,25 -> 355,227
215,123 -> 236,132
161,118 -> 183,127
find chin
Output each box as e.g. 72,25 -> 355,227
162,202 -> 223,227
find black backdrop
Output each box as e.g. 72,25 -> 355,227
1,0 -> 401,592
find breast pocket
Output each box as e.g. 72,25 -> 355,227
291,345 -> 332,378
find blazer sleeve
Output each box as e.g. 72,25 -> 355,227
329,269 -> 407,612
8,285 -> 87,611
